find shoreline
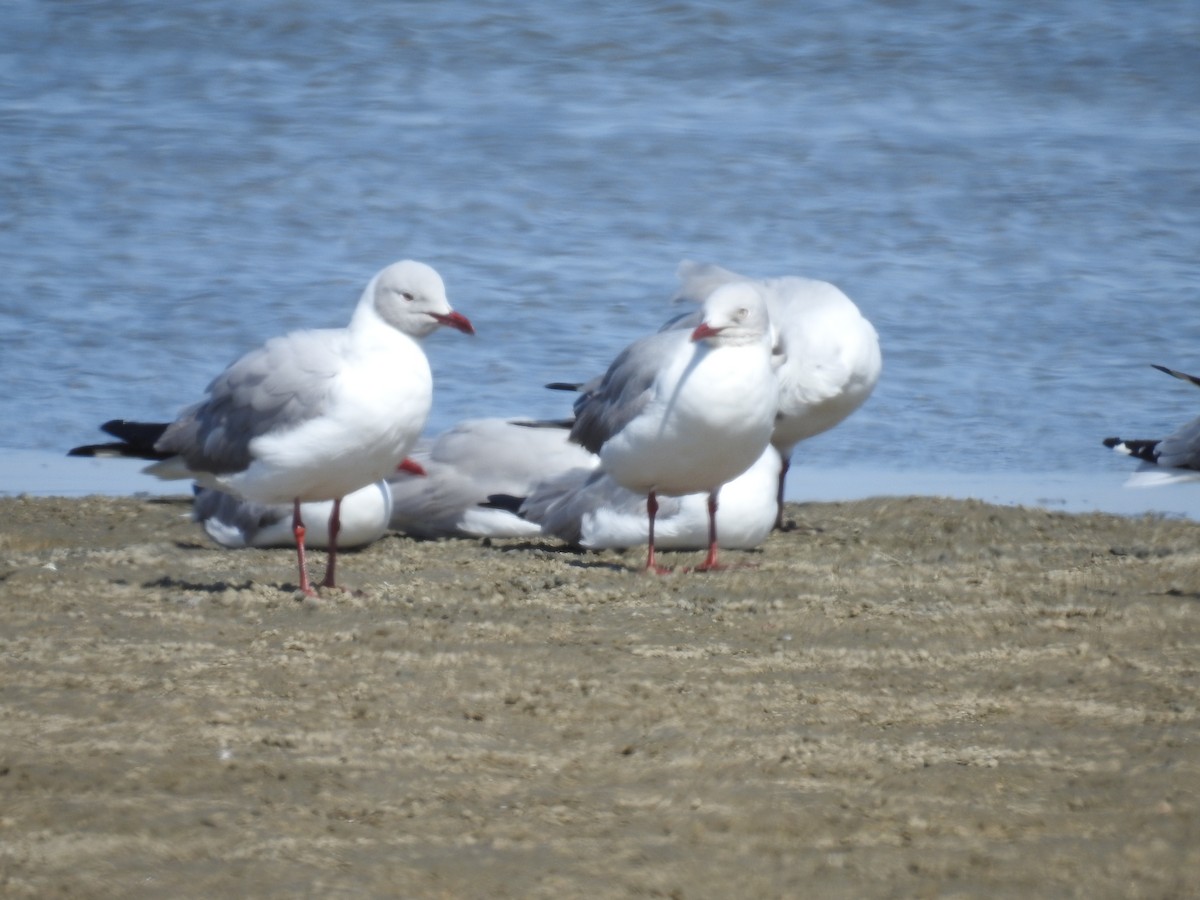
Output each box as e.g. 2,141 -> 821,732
4,446 -> 1199,521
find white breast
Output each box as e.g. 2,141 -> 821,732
224,332 -> 433,503
600,341 -> 778,496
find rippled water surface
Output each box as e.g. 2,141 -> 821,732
3,0 -> 1198,492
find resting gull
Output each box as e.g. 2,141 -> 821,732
503,444 -> 781,551
387,418 -> 597,539
192,479 -> 394,550
179,420 -> 595,547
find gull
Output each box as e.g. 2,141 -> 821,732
1104,365 -> 1200,487
387,418 -> 597,539
672,261 -> 881,528
183,419 -> 595,547
193,479 -> 394,550
187,420 -> 781,552
504,444 -> 781,551
68,259 -> 474,594
568,281 -> 779,572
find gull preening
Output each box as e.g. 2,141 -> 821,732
672,261 -> 881,527
1104,365 -> 1200,487
69,259 -> 474,594
568,281 -> 779,572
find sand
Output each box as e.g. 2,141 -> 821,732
1,492 -> 1198,898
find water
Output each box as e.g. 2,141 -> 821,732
2,0 -> 1199,502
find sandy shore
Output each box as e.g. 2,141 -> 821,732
1,492 -> 1198,897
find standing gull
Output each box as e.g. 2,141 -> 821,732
69,259 -> 474,594
569,282 -> 778,572
672,261 -> 881,528
1104,365 -> 1200,486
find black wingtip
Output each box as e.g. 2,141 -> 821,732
68,419 -> 173,460
1152,364 -> 1200,389
1106,437 -> 1161,463
481,493 -> 525,514
545,381 -> 582,392
510,418 -> 575,430
66,442 -> 109,458
99,419 -> 170,446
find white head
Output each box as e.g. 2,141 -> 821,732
365,260 -> 474,339
690,282 -> 771,347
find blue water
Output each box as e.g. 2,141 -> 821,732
2,1 -> 1199,498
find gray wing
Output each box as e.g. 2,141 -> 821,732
431,417 -> 594,478
387,460 -> 484,539
191,486 -> 288,546
569,329 -> 683,454
519,466 -> 686,548
388,420 -> 596,538
1156,416 -> 1200,470
157,329 -> 347,474
515,467 -> 600,546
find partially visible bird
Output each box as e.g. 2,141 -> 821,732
387,418 -> 597,539
193,480 -> 393,550
504,444 -> 781,552
68,259 -> 474,594
1104,365 -> 1200,487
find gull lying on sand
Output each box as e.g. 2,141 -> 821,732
187,419 -> 780,555
498,445 -> 781,552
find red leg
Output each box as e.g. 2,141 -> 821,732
320,497 -> 342,589
292,499 -> 315,596
644,491 -> 671,574
693,491 -> 723,571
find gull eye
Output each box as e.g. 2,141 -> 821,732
400,291 -> 415,302
736,307 -> 748,321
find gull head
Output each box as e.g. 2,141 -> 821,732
690,282 -> 770,346
371,260 -> 475,338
